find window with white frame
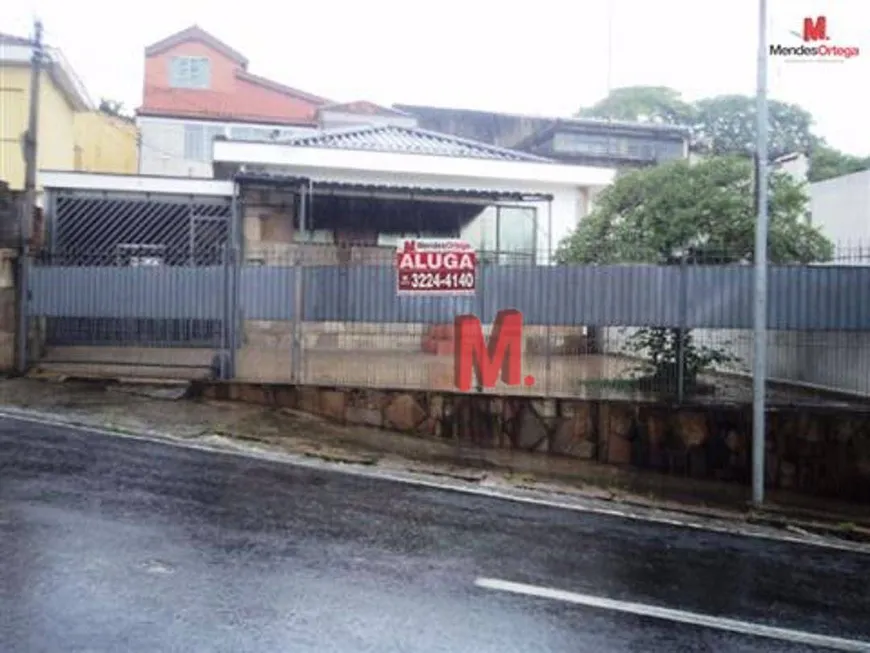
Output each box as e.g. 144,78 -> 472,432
496,206 -> 536,264
183,124 -> 226,161
169,56 -> 211,89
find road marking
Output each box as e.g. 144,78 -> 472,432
0,405 -> 867,555
475,578 -> 870,652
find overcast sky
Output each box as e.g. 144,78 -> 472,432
7,0 -> 869,154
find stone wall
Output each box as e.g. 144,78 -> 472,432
202,383 -> 870,502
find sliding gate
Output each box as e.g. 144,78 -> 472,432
24,187 -> 236,379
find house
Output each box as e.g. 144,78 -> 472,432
807,169 -> 870,250
0,32 -> 138,190
767,153 -> 870,253
211,122 -> 615,266
137,25 -> 330,177
29,126 -> 613,382
393,104 -> 690,169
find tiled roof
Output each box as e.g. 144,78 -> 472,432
318,101 -> 412,117
282,125 -> 555,162
145,25 -> 249,66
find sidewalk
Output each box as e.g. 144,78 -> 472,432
2,376 -> 869,547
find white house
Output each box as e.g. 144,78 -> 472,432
808,169 -> 870,252
212,124 -> 615,265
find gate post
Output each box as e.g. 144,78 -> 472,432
219,243 -> 231,380
227,183 -> 242,380
15,253 -> 29,375
16,189 -> 31,375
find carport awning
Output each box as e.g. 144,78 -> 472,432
232,170 -> 553,202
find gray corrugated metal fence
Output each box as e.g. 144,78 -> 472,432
283,262 -> 870,330
27,257 -> 870,329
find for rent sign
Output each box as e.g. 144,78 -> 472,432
395,239 -> 477,295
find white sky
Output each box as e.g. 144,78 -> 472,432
7,0 -> 870,154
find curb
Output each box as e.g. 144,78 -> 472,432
0,403 -> 868,554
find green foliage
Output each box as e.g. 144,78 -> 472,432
624,327 -> 737,392
557,156 -> 834,394
557,156 -> 833,265
808,145 -> 870,183
98,98 -> 133,122
693,95 -> 818,160
577,86 -> 695,126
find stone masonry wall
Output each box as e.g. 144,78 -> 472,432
203,383 -> 870,503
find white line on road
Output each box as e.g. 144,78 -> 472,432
475,577 -> 870,652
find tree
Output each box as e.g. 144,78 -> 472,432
557,156 -> 833,394
98,98 -> 133,122
576,86 -> 695,126
692,95 -> 818,160
808,145 -> 870,183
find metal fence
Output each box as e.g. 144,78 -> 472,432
22,202 -> 870,405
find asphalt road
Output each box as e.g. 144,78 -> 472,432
1,417 -> 869,653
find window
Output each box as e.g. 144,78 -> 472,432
656,139 -> 685,161
553,133 -> 610,155
183,124 -> 226,161
169,56 -> 211,89
496,207 -> 536,264
553,131 -> 686,162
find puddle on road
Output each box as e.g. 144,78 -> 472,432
141,560 -> 175,575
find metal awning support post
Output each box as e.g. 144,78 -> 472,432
226,180 -> 242,380
291,185 -> 306,384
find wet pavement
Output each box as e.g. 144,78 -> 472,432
3,377 -> 870,537
1,417 -> 869,652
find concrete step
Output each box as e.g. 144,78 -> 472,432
30,362 -> 211,382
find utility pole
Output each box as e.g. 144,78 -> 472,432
752,0 -> 769,506
18,18 -> 43,374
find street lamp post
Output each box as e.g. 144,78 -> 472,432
752,0 -> 770,506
